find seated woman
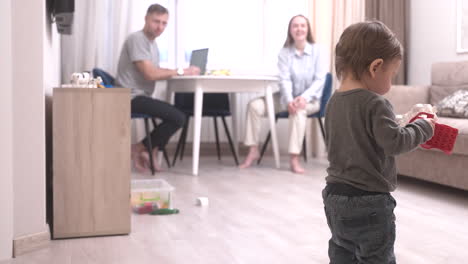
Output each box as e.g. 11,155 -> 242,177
239,14 -> 329,174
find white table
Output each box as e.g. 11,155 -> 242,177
167,75 -> 280,175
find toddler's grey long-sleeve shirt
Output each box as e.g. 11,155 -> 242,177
325,89 -> 434,193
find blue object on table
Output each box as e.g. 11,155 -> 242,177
92,68 -> 115,87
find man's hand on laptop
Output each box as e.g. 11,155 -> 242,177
184,66 -> 201,76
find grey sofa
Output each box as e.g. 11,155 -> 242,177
384,61 -> 468,191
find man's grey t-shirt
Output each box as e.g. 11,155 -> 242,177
325,89 -> 433,193
115,30 -> 159,97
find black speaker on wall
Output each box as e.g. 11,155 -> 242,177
49,0 -> 75,35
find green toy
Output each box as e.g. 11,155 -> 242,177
150,208 -> 180,215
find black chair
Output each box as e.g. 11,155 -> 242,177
258,73 -> 333,164
92,68 -> 171,175
172,93 -> 239,166
92,68 -> 115,87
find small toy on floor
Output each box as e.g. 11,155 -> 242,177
196,197 -> 209,206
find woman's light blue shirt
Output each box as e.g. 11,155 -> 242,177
277,42 -> 329,107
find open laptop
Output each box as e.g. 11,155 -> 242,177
189,48 -> 209,75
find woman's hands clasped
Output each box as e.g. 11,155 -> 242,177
288,96 -> 307,114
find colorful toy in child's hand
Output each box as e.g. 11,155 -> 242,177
150,208 -> 180,215
396,104 -> 437,126
409,112 -> 459,155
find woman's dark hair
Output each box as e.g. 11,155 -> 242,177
335,20 -> 403,80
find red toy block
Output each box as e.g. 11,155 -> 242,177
409,112 -> 459,155
134,202 -> 155,214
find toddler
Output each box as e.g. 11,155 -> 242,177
322,21 -> 435,263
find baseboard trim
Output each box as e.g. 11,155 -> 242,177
13,229 -> 50,257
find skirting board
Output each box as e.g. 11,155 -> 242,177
13,229 -> 50,257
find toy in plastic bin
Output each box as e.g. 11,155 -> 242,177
409,112 -> 459,155
131,179 -> 176,214
131,192 -> 170,214
132,201 -> 157,214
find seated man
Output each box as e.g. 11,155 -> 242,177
115,3 -> 200,173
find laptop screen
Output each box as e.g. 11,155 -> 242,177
189,48 -> 209,75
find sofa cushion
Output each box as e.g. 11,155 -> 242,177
436,90 -> 468,118
429,85 -> 468,105
432,60 -> 468,86
386,85 -> 430,114
432,117 -> 468,155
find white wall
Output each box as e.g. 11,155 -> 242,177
409,0 -> 468,85
0,0 -> 14,260
12,0 -> 48,238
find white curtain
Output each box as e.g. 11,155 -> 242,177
330,0 -> 365,86
310,0 -> 365,86
306,0 -> 364,157
61,0 -> 132,82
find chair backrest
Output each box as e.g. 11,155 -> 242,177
317,73 -> 333,117
92,68 -> 115,87
174,93 -> 231,116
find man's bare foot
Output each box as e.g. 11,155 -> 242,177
131,149 -> 149,173
141,151 -> 162,172
239,147 -> 260,169
290,155 -> 305,174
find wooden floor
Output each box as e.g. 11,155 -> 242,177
3,156 -> 468,264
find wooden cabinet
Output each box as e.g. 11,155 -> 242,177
53,88 -> 131,239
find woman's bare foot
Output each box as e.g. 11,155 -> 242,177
290,154 -> 305,174
239,146 -> 260,169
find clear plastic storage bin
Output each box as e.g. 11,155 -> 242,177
131,179 -> 174,214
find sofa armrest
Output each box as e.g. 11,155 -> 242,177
384,85 -> 430,114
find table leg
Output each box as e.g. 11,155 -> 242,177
165,88 -> 174,104
192,86 -> 203,175
265,85 -> 280,169
230,93 -> 239,155
165,88 -> 174,169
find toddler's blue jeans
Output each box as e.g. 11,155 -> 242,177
322,188 -> 397,264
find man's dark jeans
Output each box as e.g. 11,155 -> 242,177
131,96 -> 186,149
322,188 -> 397,264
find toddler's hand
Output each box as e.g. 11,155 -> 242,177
422,117 -> 436,133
